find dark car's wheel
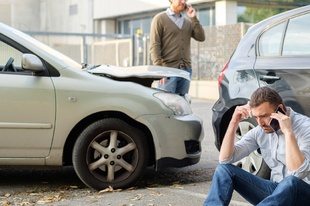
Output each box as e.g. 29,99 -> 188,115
233,118 -> 270,179
72,118 -> 149,190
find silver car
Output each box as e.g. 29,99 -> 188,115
0,23 -> 204,190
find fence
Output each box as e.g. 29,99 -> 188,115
25,22 -> 253,80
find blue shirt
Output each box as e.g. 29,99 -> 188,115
165,8 -> 184,29
221,108 -> 310,184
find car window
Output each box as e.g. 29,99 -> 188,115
0,40 -> 23,70
282,13 -> 310,56
259,22 -> 285,56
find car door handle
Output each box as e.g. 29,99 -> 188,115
259,76 -> 281,81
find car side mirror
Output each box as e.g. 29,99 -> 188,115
22,54 -> 43,72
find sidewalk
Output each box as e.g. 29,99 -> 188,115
188,80 -> 219,100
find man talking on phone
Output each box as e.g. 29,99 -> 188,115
204,86 -> 310,206
150,0 -> 205,94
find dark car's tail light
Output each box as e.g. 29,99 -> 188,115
218,60 -> 230,88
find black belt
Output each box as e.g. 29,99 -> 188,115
179,63 -> 186,69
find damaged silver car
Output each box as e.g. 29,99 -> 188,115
0,22 -> 204,190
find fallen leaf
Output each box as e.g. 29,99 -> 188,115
30,193 -> 40,196
70,186 -> 78,189
99,185 -> 122,193
146,187 -> 157,190
87,196 -> 103,198
4,193 -> 10,198
37,200 -> 47,204
129,194 -> 143,201
150,191 -> 164,197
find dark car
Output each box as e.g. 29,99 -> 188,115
212,5 -> 310,179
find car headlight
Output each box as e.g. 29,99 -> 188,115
154,92 -> 192,116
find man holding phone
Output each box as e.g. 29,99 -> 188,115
150,0 -> 205,94
204,86 -> 310,205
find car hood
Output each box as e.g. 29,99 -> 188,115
87,65 -> 190,87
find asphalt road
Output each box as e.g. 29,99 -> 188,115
0,98 -> 250,206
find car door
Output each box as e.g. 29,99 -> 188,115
254,12 -> 310,116
0,38 -> 55,158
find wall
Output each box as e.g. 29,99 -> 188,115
191,22 -> 253,80
93,0 -> 210,20
0,0 -> 40,30
39,0 -> 93,33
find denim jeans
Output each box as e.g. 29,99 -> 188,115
157,68 -> 192,94
204,164 -> 310,206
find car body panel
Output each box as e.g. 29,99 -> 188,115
136,113 -> 204,170
0,74 -> 55,158
0,20 -> 204,182
89,64 -> 190,81
212,5 -> 310,177
213,5 -> 310,149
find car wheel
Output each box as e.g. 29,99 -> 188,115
233,118 -> 271,179
72,118 -> 149,190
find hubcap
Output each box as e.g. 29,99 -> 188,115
86,130 -> 138,183
233,120 -> 263,175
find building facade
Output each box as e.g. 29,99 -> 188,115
0,0 -> 307,80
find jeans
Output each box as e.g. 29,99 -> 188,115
204,164 -> 310,206
157,68 -> 192,94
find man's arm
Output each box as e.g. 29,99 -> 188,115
271,111 -> 305,172
150,15 -> 163,66
185,4 -> 205,42
219,105 -> 251,161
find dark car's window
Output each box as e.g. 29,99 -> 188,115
282,13 -> 310,56
259,22 -> 285,56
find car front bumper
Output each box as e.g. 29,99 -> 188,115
136,113 -> 204,170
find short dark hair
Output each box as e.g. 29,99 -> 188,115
249,87 -> 286,112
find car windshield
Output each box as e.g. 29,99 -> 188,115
13,29 -> 82,70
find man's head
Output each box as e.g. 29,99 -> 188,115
169,0 -> 187,13
249,87 -> 286,133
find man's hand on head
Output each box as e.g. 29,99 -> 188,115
232,104 -> 251,124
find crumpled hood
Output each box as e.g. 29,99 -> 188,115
87,65 -> 190,87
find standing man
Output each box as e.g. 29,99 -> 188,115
204,87 -> 310,206
150,0 -> 205,94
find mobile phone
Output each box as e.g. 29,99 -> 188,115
269,106 -> 286,131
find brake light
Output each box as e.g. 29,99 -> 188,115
218,60 -> 230,88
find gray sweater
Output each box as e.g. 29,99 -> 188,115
150,11 -> 205,69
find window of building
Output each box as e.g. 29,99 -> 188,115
123,20 -> 131,35
184,7 -> 215,27
117,6 -> 214,35
258,22 -> 285,56
199,8 -> 210,27
282,13 -> 310,56
132,18 -> 141,34
142,17 -> 151,34
69,4 -> 78,16
237,6 -> 288,23
118,21 -> 122,34
118,16 -> 152,35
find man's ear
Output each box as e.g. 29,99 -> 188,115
279,104 -> 284,111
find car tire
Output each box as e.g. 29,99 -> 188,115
72,118 -> 149,190
233,118 -> 271,180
